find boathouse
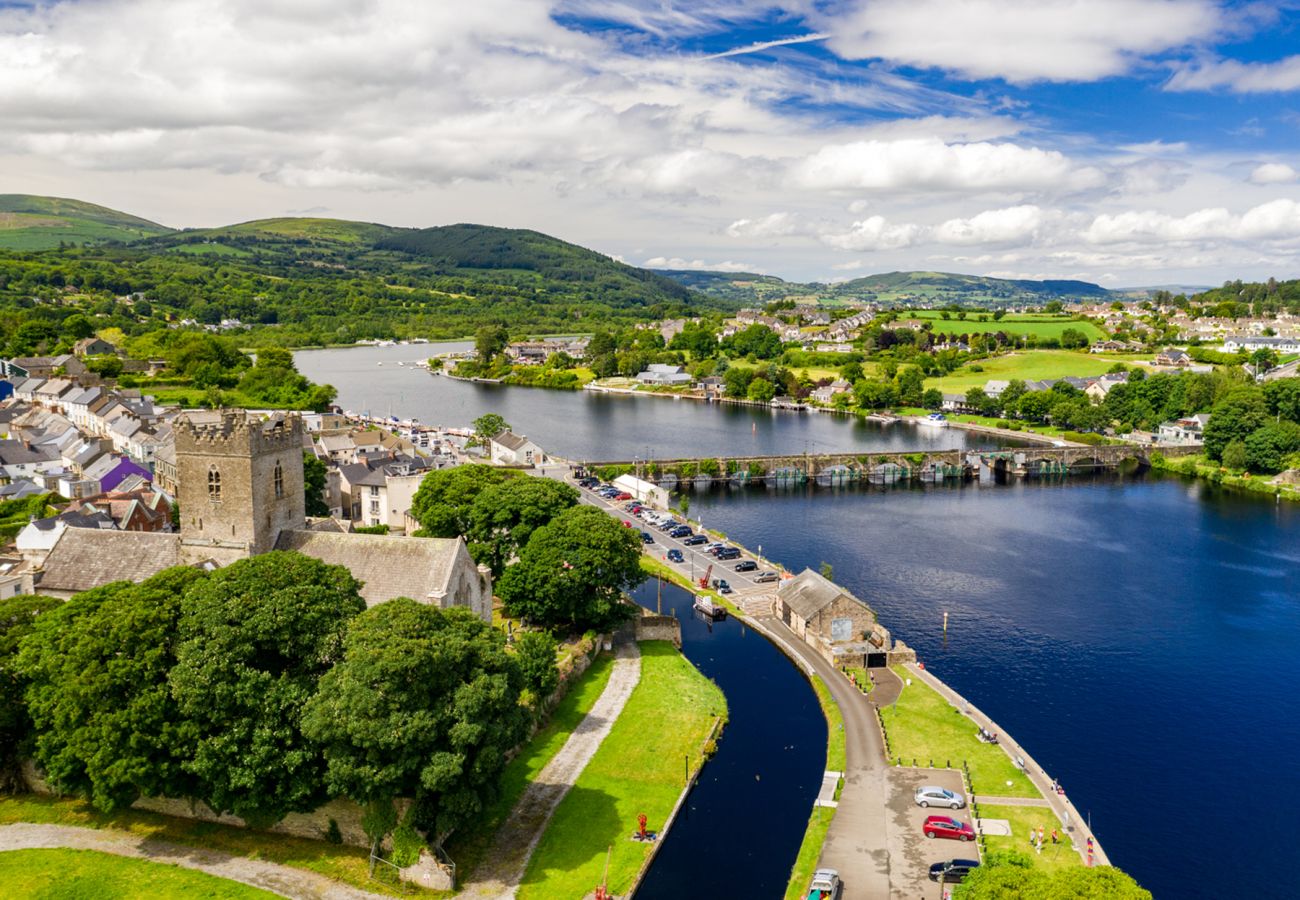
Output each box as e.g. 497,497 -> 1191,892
777,568 -> 902,667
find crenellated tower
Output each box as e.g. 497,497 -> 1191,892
176,411 -> 305,565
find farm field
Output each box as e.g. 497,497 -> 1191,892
904,310 -> 1105,341
923,351 -> 1150,393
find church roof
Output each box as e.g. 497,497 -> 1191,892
38,529 -> 181,595
274,529 -> 470,607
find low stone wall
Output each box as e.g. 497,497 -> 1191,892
635,613 -> 682,647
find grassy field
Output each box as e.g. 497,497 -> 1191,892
905,310 -> 1105,341
977,804 -> 1081,872
923,350 -> 1149,393
0,848 -> 280,899
447,652 -> 616,877
516,641 -> 725,900
878,667 -> 1036,797
0,795 -> 417,897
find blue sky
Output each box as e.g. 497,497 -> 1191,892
2,0 -> 1300,286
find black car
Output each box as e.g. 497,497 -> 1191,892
734,560 -> 758,572
683,534 -> 708,546
640,532 -> 655,544
928,859 -> 979,883
670,526 -> 693,538
716,547 -> 741,560
667,549 -> 684,563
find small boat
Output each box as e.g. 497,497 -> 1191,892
694,595 -> 727,620
867,413 -> 899,425
918,413 -> 948,428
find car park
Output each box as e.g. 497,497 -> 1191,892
614,492 -> 632,501
754,571 -> 779,583
684,534 -> 708,546
915,786 -> 965,809
928,859 -> 979,884
658,520 -> 680,531
667,549 -> 684,563
712,579 -> 732,593
734,560 -> 758,572
923,816 -> 975,842
704,542 -> 725,554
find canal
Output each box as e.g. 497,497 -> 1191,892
628,579 -> 826,899
299,343 -> 1300,898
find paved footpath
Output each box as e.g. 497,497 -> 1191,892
0,822 -> 387,899
458,638 -> 642,900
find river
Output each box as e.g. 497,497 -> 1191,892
298,344 -> 1299,898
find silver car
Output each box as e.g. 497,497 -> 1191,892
914,786 -> 965,809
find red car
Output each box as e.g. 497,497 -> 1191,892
923,815 -> 976,842
614,492 -> 632,501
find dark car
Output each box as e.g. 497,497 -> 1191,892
928,859 -> 980,883
716,547 -> 741,560
712,579 -> 732,593
734,560 -> 758,572
670,526 -> 693,538
684,534 -> 708,546
640,532 -> 655,544
667,549 -> 684,563
923,816 -> 976,842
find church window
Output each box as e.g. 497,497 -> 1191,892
274,462 -> 284,498
208,466 -> 222,501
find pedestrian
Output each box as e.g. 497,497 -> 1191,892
1051,828 -> 1059,844
1029,826 -> 1035,846
1037,826 -> 1045,846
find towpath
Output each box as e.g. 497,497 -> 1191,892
457,638 -> 642,900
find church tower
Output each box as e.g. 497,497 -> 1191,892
176,411 -> 306,565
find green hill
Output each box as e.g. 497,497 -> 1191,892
0,195 -> 172,250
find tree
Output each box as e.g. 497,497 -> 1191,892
474,324 -> 509,364
0,594 -> 60,785
747,377 -> 777,403
18,569 -> 208,810
1202,387 -> 1268,461
497,506 -> 643,631
61,313 -> 95,340
1264,378 -> 1300,423
958,849 -> 1150,899
1243,421 -> 1300,473
1250,347 -> 1279,374
723,366 -> 754,398
921,388 -> 944,409
1222,439 -> 1249,471
723,324 -> 782,359
819,561 -> 833,581
169,552 -> 366,825
303,600 -> 530,844
513,630 -> 560,704
1044,300 -> 1064,313
303,452 -> 329,516
895,366 -> 925,406
466,476 -> 579,576
1060,327 -> 1088,349
411,464 -> 517,538
472,413 -> 510,447
965,387 -> 990,411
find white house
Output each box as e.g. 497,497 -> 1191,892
1158,414 -> 1211,446
636,364 -> 692,386
489,431 -> 546,467
1222,335 -> 1300,353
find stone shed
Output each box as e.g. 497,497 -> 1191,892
777,568 -> 894,665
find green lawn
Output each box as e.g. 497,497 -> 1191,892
905,311 -> 1105,341
782,807 -> 836,900
923,350 -> 1149,393
0,795 -> 418,897
0,848 -> 279,898
976,804 -> 1081,872
517,641 -> 726,900
447,652 -> 616,878
878,667 -> 1036,797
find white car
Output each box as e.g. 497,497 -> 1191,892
808,868 -> 840,899
914,785 -> 965,809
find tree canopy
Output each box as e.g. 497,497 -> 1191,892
410,464 -> 518,538
465,476 -> 579,576
0,593 -> 60,782
954,851 -> 1150,899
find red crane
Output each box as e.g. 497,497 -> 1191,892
699,563 -> 713,589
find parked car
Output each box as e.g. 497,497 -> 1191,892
923,816 -> 976,842
716,547 -> 741,560
714,579 -> 733,594
754,571 -> 780,583
659,520 -> 680,531
807,867 -> 840,899
613,492 -> 632,501
684,534 -> 708,546
928,859 -> 979,884
667,549 -> 684,563
670,526 -> 693,538
704,542 -> 726,554
915,786 -> 966,809
734,560 -> 758,572
640,532 -> 655,544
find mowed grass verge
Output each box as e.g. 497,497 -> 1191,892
0,795 -> 419,897
0,847 -> 279,899
447,651 -> 616,877
516,641 -> 726,900
878,667 -> 1036,797
977,804 -> 1082,872
923,350 -> 1149,393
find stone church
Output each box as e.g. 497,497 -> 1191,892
36,411 -> 492,619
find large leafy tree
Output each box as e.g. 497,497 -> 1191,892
302,451 -> 330,516
169,552 -> 366,825
1202,387 -> 1268,461
0,594 -> 61,784
466,476 -> 579,576
17,569 -> 207,810
471,413 -> 510,447
303,600 -> 531,843
1243,420 -> 1300,473
496,505 -> 643,631
410,464 -> 517,537
956,850 -> 1150,898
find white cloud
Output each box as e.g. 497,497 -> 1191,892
820,216 -> 922,251
725,212 -> 805,239
791,138 -> 1103,193
643,257 -> 755,272
1248,162 -> 1299,185
1168,55 -> 1300,92
1084,199 -> 1300,244
816,0 -> 1221,84
931,205 -> 1047,245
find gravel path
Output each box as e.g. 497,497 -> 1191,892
0,822 -> 388,899
458,639 -> 642,900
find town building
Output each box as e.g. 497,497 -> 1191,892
1158,414 -> 1211,446
636,364 -> 692,386
776,568 -> 902,667
1222,335 -> 1300,353
488,431 -> 546,467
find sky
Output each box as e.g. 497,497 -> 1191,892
3,1 -> 1300,287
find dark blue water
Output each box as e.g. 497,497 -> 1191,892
687,475 -> 1300,899
296,344 -> 1020,460
628,579 -> 826,899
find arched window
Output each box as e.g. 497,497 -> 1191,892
274,461 -> 284,499
208,466 -> 221,501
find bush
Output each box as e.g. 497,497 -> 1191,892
1222,439 -> 1249,471
1062,430 -> 1107,445
391,821 -> 426,868
325,819 -> 343,845
353,524 -> 390,534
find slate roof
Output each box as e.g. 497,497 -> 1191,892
777,568 -> 873,621
274,529 -> 468,607
38,529 -> 181,594
0,440 -> 54,466
338,462 -> 386,488
491,430 -> 532,452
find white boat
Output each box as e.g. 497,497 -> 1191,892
918,413 -> 948,428
694,595 -> 727,619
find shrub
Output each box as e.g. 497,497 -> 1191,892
391,821 -> 426,868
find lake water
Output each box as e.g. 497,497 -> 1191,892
298,344 -> 1299,898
